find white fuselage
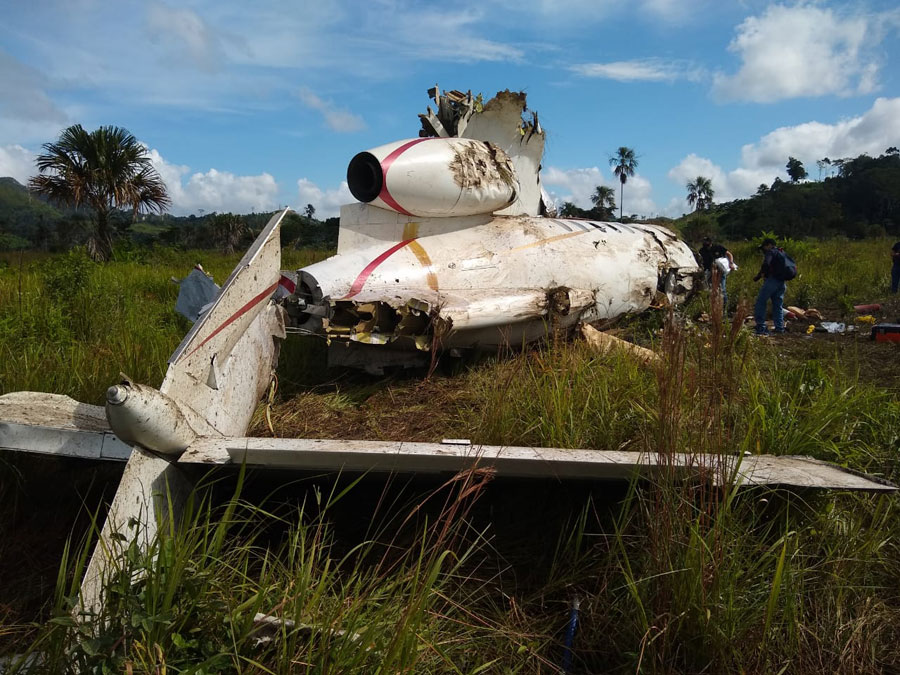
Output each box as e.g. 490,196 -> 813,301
296,203 -> 699,354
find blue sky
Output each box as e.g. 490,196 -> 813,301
1,0 -> 899,218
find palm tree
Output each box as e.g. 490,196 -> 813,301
30,125 -> 170,261
590,185 -> 617,220
609,147 -> 637,220
686,176 -> 714,211
209,213 -> 247,254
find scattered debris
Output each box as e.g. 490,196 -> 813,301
854,303 -> 882,313
250,612 -> 367,649
820,321 -> 849,334
805,308 -> 824,320
173,265 -> 219,322
871,323 -> 900,343
580,323 -> 661,364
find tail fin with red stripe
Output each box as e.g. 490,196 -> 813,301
159,208 -> 288,437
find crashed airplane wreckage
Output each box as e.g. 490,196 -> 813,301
284,87 -> 701,372
0,87 -> 895,613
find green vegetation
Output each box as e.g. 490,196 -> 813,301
0,178 -> 339,254
1,239 -> 899,672
685,149 -> 900,240
686,175 -> 714,212
30,125 -> 171,262
0,244 -> 329,404
719,237 -> 895,311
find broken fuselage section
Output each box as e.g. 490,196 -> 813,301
287,88 -> 700,372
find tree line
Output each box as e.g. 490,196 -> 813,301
567,147 -> 900,242
699,149 -> 900,240
0,125 -> 336,258
4,124 -> 899,258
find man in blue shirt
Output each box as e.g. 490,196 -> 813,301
753,238 -> 786,336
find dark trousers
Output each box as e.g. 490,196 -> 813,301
893,265 -> 900,293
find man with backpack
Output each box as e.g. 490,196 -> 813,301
753,237 -> 796,335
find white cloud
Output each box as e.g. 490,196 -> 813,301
741,97 -> 900,168
147,148 -> 280,215
0,145 -> 37,184
0,50 -> 68,125
542,166 -> 609,209
0,49 -> 69,144
667,97 -> 900,212
506,0 -> 707,23
146,1 -> 241,72
667,153 -> 770,210
389,9 -> 524,63
541,166 -> 658,218
572,58 -> 702,82
713,4 -> 887,102
296,178 -> 354,218
297,88 -> 366,133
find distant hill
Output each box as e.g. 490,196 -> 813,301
0,177 -> 61,221
0,177 -> 65,250
674,150 -> 900,241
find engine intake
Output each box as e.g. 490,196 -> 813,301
347,137 -> 518,218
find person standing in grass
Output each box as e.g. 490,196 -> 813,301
753,238 -> 787,335
698,236 -> 735,312
892,241 -> 900,293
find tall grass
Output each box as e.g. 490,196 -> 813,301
0,245 -> 327,404
2,240 -> 900,672
724,237 -> 896,310
8,468 -> 544,673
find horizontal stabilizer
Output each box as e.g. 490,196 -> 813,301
0,392 -> 131,460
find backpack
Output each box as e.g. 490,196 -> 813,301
772,248 -> 798,281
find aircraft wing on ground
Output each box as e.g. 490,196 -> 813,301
1,398 -> 894,493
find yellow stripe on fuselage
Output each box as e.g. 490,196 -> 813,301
509,229 -> 590,252
402,222 -> 439,292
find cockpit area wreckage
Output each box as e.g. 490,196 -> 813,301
0,87 -> 894,611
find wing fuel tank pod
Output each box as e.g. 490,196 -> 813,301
347,137 -> 519,217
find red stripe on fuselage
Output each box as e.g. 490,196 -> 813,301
342,239 -> 416,299
377,138 -> 432,216
185,281 -> 280,359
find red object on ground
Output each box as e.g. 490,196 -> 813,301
854,303 -> 882,313
871,324 -> 900,343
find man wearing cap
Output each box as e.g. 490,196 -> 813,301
753,238 -> 786,335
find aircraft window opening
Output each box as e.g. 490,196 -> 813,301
555,220 -> 573,232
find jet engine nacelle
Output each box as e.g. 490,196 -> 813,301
347,137 -> 519,218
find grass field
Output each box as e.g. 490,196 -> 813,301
1,237 -> 900,673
